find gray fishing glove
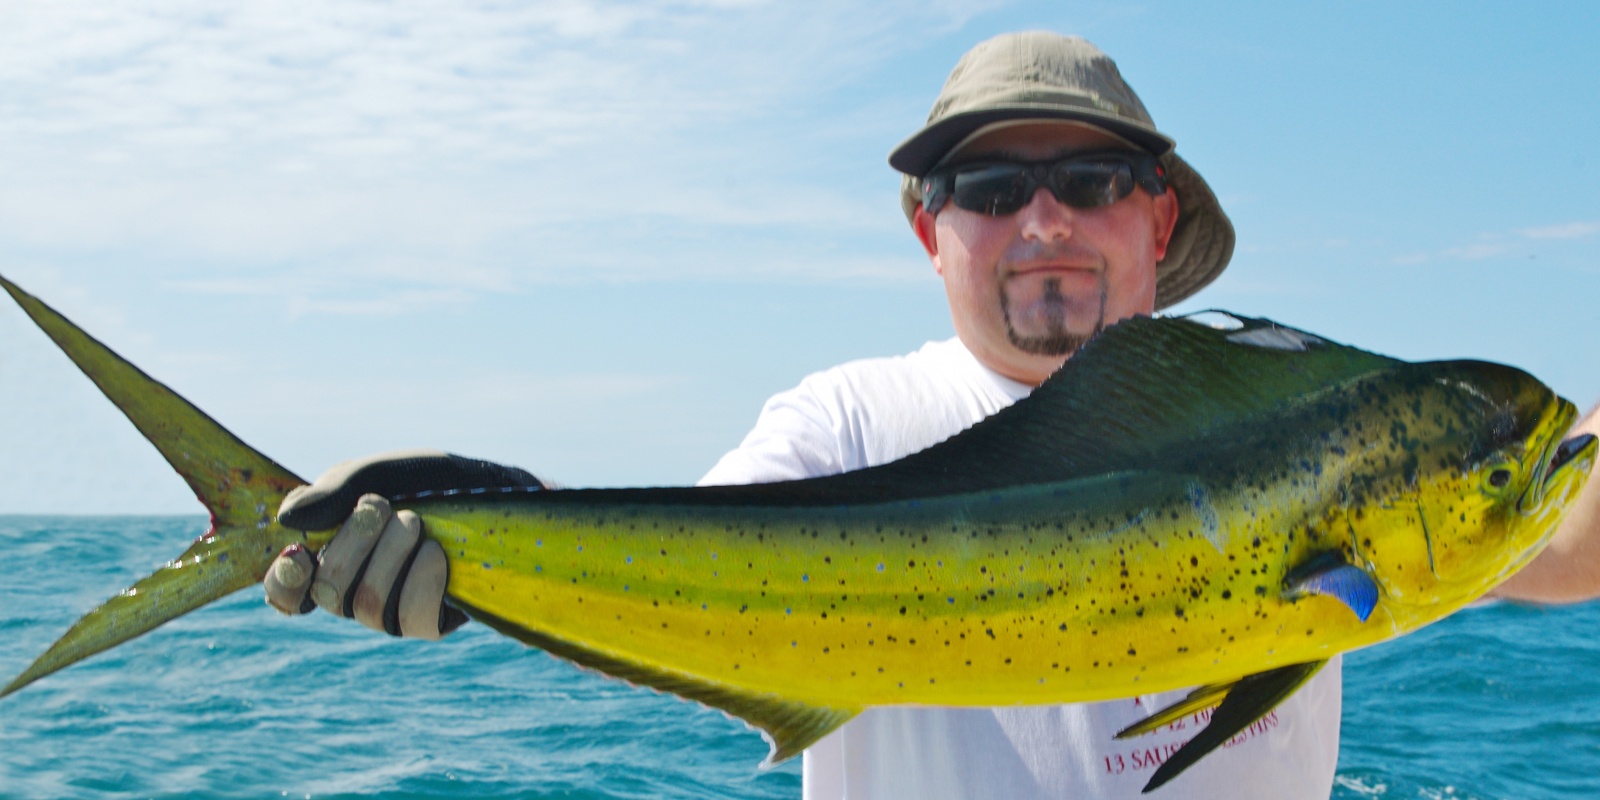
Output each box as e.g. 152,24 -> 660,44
264,448 -> 545,639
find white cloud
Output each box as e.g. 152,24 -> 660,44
1439,241 -> 1510,260
1520,221 -> 1600,240
285,287 -> 477,317
0,0 -> 987,296
1392,217 -> 1600,266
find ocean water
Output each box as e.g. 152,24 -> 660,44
2,516 -> 1598,799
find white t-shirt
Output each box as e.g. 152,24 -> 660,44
700,337 -> 1341,800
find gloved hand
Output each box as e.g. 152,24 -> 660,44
264,448 -> 546,639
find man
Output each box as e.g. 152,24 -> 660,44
264,32 -> 1600,798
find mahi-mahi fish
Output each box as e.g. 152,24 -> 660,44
1,274 -> 1594,793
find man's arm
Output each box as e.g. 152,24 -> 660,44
1490,401 -> 1600,603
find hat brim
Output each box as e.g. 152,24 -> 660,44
889,106 -> 1175,177
1153,152 -> 1233,309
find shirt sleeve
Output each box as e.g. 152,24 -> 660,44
698,377 -> 851,486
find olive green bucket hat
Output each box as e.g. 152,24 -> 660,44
890,32 -> 1234,310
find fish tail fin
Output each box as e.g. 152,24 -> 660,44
1,274 -> 314,698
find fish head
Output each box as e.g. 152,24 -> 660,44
1349,360 -> 1595,608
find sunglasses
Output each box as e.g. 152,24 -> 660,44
921,152 -> 1168,216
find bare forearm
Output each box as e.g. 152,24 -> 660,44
1492,402 -> 1600,603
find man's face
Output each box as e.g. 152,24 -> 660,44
913,122 -> 1179,386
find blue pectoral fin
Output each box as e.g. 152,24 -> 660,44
1285,555 -> 1380,622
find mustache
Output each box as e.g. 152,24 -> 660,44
998,239 -> 1104,273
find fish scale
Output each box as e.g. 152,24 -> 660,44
2,272 -> 1593,794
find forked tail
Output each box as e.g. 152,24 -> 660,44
1,275 -> 323,697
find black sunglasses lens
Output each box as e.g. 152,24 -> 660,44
944,160 -> 1139,215
1049,161 -> 1134,208
950,166 -> 1032,215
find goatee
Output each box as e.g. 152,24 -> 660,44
1000,276 -> 1107,356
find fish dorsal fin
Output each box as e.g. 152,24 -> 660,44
1128,660 -> 1328,794
1285,553 -> 1381,622
457,599 -> 857,764
884,312 -> 1401,487
649,312 -> 1402,508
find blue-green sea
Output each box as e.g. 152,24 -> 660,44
3,516 -> 1598,799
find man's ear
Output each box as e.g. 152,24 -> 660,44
912,205 -> 943,275
1151,189 -> 1180,262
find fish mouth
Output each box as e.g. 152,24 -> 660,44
1550,433 -> 1597,475
1515,398 -> 1580,513
1522,430 -> 1598,515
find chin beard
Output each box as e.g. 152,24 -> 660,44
1000,276 -> 1107,356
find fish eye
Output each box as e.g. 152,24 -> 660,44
1483,463 -> 1517,493
1488,469 -> 1512,488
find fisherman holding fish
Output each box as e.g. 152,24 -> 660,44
262,32 -> 1600,800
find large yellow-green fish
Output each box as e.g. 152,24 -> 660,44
2,273 -> 1594,793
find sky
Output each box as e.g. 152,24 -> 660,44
1,0 -> 1597,514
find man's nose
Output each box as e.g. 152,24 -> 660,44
1016,186 -> 1075,241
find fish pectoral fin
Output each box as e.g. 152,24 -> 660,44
1114,682 -> 1232,740
1138,660 -> 1327,794
1283,552 -> 1380,622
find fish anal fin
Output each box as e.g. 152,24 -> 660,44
1284,552 -> 1380,622
456,598 -> 857,764
756,703 -> 856,765
1114,682 -> 1231,740
1141,661 -> 1327,794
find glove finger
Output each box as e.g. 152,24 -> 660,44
397,539 -> 459,640
310,494 -> 390,616
351,510 -> 423,635
264,544 -> 318,615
